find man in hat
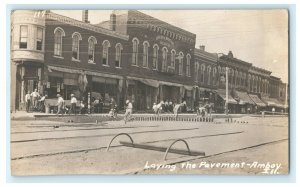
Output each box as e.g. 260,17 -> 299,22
56,94 -> 65,115
70,94 -> 77,115
25,91 -> 31,113
31,88 -> 40,111
124,100 -> 133,124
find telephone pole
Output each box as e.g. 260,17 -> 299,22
225,67 -> 229,115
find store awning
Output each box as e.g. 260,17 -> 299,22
249,94 -> 266,107
47,65 -> 123,80
127,76 -> 160,88
262,97 -> 286,108
234,91 -> 255,105
159,81 -> 183,87
183,85 -> 194,91
216,89 -> 237,104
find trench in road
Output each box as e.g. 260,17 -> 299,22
11,125 -> 160,134
11,127 -> 200,143
11,130 -> 244,160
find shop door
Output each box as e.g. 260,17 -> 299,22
136,87 -> 146,111
24,78 -> 39,94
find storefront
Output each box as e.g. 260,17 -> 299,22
15,62 -> 43,110
232,90 -> 255,114
126,77 -> 159,111
216,89 -> 237,113
262,97 -> 286,113
249,94 -> 266,113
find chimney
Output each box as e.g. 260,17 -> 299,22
199,45 -> 205,51
110,13 -> 116,31
82,10 -> 89,23
228,50 -> 233,58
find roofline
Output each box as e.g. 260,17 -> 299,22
128,10 -> 196,39
46,11 -> 129,41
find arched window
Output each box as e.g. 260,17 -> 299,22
143,41 -> 149,67
186,54 -> 191,77
170,49 -> 176,69
178,52 -> 184,75
54,27 -> 65,56
230,69 -> 234,88
162,47 -> 168,72
72,32 -> 82,60
132,38 -> 139,66
195,62 -> 199,83
207,66 -> 211,85
102,40 -> 111,66
213,67 -> 217,86
247,74 -> 251,91
115,43 -> 123,68
153,44 -> 159,70
235,70 -> 238,87
200,64 -> 206,83
88,36 -> 97,63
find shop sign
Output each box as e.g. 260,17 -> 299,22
156,35 -> 175,48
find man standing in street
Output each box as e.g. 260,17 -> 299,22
173,102 -> 183,120
25,91 -> 31,113
70,94 -> 77,115
124,100 -> 133,124
56,94 -> 65,115
31,89 -> 40,111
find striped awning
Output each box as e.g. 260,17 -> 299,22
234,91 -> 255,105
216,89 -> 237,104
249,94 -> 266,107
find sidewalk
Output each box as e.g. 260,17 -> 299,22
10,110 -> 251,120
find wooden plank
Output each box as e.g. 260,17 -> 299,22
119,141 -> 205,156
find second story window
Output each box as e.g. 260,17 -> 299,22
115,43 -> 122,68
194,62 -> 199,83
170,50 -> 176,68
200,64 -> 206,83
162,47 -> 168,72
19,25 -> 28,49
88,36 -> 97,63
143,41 -> 149,68
54,27 -> 65,57
178,52 -> 184,76
132,38 -> 139,66
207,66 -> 211,85
153,44 -> 159,70
72,32 -> 82,61
213,67 -> 217,86
36,27 -> 43,51
102,40 -> 111,66
186,54 -> 191,77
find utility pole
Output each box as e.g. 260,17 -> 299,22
284,83 -> 288,113
225,67 -> 229,115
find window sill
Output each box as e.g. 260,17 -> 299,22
115,66 -> 122,69
131,64 -> 139,67
72,58 -> 80,62
102,64 -> 110,67
53,55 -> 64,59
142,66 -> 149,69
88,61 -> 96,64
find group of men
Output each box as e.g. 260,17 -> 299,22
24,89 -> 47,112
152,101 -> 185,118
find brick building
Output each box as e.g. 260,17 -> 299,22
10,10 -> 288,113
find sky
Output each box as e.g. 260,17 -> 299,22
52,10 -> 289,83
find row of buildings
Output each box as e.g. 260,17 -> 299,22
10,10 -> 288,113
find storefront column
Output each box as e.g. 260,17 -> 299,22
11,62 -> 17,112
159,85 -> 163,102
20,66 -> 25,104
37,67 -> 43,94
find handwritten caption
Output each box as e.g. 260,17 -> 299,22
144,161 -> 282,174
